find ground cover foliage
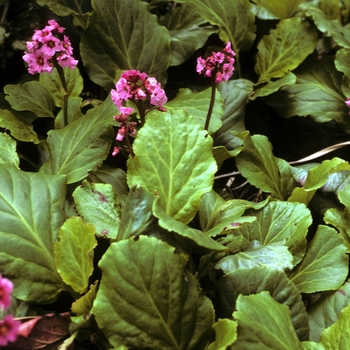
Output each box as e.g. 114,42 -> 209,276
2,0 -> 350,349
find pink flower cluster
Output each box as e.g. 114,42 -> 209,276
110,70 -> 167,155
23,19 -> 78,75
196,42 -> 236,83
0,275 -> 20,347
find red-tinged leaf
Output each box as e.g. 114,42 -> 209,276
6,313 -> 70,350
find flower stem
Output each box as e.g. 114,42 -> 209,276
124,131 -> 135,157
56,64 -> 68,126
204,76 -> 216,131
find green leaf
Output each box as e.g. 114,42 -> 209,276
127,109 -> 217,224
306,8 -> 350,49
4,81 -> 55,118
250,0 -> 304,19
40,95 -> 115,184
117,186 -> 155,241
215,79 -> 254,150
308,282 -> 350,342
0,165 -> 66,303
176,0 -> 256,52
0,132 -> 19,166
266,56 -> 349,124
289,225 -> 348,294
255,17 -> 318,82
202,197 -> 267,237
160,2 -> 217,66
207,318 -> 237,350
93,236 -> 215,349
166,87 -> 223,134
320,304 -> 350,349
80,0 -> 172,90
71,280 -> 99,316
335,48 -> 350,78
235,133 -> 294,200
73,181 -> 121,239
217,267 -> 309,341
250,72 -> 297,100
289,158 -> 350,205
215,240 -> 293,272
233,291 -> 303,349
0,108 -> 40,144
301,341 -> 324,350
89,166 -> 129,204
39,67 -> 83,108
153,200 -> 227,254
198,190 -> 226,232
324,208 -> 350,252
55,217 -> 96,294
232,200 -> 312,265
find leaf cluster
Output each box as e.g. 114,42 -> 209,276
2,0 -> 350,349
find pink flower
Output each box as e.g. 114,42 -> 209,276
0,315 -> 20,346
196,41 -> 236,83
0,275 -> 13,310
56,53 -> 78,69
345,98 -> 350,109
22,50 -> 53,74
23,20 -> 78,75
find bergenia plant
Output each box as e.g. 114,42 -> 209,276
111,69 -> 167,156
196,42 -> 236,130
2,0 -> 350,349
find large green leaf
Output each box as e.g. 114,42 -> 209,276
320,304 -> 350,349
166,87 -> 223,134
93,236 -> 215,349
233,291 -> 303,349
39,67 -> 84,108
160,2 -> 217,66
255,17 -> 318,82
127,109 -> 217,224
215,240 -> 293,272
80,0 -> 172,89
0,165 -> 66,303
235,133 -> 294,200
153,200 -> 227,254
217,267 -> 309,341
266,56 -> 349,125
35,0 -> 92,16
232,200 -> 312,265
40,96 -> 115,184
214,79 -> 254,150
73,181 -> 121,239
4,81 -> 55,118
289,225 -> 348,294
0,132 -> 19,166
250,0 -> 304,19
176,0 -> 256,53
308,282 -> 350,342
305,8 -> 350,49
54,216 -> 96,294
